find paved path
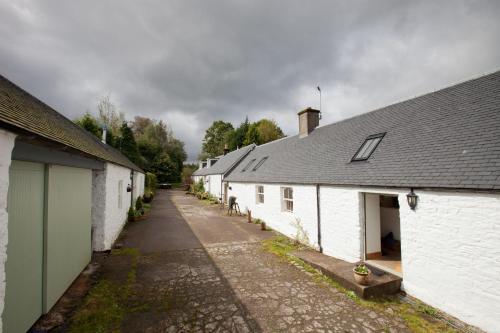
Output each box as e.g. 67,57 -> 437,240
100,190 -> 409,332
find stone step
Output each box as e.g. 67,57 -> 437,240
291,249 -> 402,299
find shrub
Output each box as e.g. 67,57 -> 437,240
135,196 -> 144,215
193,179 -> 205,194
145,172 -> 157,193
128,206 -> 135,222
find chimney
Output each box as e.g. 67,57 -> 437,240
223,143 -> 229,155
101,126 -> 107,144
298,107 -> 320,138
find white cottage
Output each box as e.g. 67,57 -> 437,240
192,144 -> 255,202
224,71 -> 500,332
0,74 -> 144,332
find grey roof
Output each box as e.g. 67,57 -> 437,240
225,71 -> 500,191
0,74 -> 143,172
193,144 -> 256,176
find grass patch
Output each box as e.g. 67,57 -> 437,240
262,235 -> 457,333
68,248 -> 140,333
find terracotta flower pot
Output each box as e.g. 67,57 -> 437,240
353,268 -> 372,285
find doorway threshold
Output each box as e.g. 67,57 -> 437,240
365,259 -> 402,278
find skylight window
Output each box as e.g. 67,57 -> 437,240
352,133 -> 385,161
252,156 -> 268,171
241,159 -> 256,172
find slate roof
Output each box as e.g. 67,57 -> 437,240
225,71 -> 500,191
0,74 -> 143,172
193,144 -> 256,176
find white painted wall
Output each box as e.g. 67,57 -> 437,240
319,186 -> 364,263
0,129 -> 16,333
207,174 -> 222,198
365,193 -> 381,256
92,163 -> 133,251
133,172 -> 145,201
228,182 -> 319,249
400,190 -> 500,332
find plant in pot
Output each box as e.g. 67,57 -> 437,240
353,263 -> 372,285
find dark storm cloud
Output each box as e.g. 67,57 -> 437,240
1,1 -> 499,160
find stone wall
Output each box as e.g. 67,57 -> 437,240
0,129 -> 16,332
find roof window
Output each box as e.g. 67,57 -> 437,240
252,156 -> 268,171
241,159 -> 256,172
352,133 -> 385,161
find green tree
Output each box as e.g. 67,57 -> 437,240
256,119 -> 284,143
200,120 -> 234,158
243,123 -> 260,145
74,112 -> 101,138
119,122 -> 142,166
227,117 -> 249,150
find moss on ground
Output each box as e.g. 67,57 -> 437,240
68,248 -> 140,333
262,235 -> 457,333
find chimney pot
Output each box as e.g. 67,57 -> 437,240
298,107 -> 320,138
223,143 -> 229,155
102,126 -> 107,144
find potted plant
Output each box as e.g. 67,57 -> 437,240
353,263 -> 371,285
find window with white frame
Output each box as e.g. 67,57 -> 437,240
256,185 -> 264,204
281,187 -> 293,212
118,180 -> 123,209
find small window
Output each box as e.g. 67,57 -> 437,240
352,133 -> 385,161
118,180 -> 123,209
256,185 -> 264,204
252,156 -> 268,171
281,187 -> 293,212
241,159 -> 256,172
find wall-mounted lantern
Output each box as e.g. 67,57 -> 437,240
407,188 -> 418,210
127,184 -> 132,192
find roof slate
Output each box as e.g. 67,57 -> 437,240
193,144 -> 256,176
0,75 -> 143,172
225,71 -> 500,191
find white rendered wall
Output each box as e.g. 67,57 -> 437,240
400,190 -> 500,332
207,174 -> 222,198
0,129 -> 16,333
133,172 -> 145,200
319,186 -> 364,263
92,163 -> 133,251
228,182 -> 319,249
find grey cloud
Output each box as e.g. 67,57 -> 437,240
1,0 -> 499,161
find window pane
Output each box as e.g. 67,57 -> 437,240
242,159 -> 256,172
355,139 -> 375,159
360,137 -> 381,159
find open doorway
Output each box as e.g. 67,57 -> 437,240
364,193 -> 402,276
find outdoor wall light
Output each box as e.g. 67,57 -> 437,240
407,188 -> 418,210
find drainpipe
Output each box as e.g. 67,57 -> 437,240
130,170 -> 134,208
316,184 -> 323,253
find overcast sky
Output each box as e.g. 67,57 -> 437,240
1,1 -> 499,161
